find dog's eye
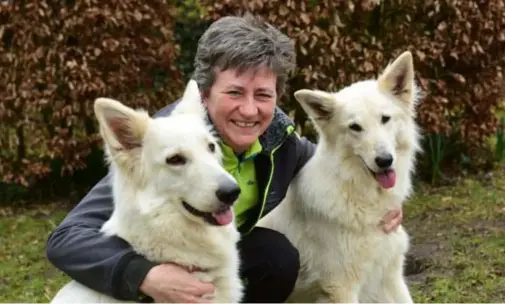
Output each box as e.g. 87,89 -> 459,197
166,154 -> 186,166
349,123 -> 363,132
208,142 -> 215,153
381,115 -> 391,124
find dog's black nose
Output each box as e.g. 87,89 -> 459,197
375,154 -> 393,169
216,183 -> 241,206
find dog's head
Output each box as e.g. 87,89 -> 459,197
94,80 -> 240,226
294,51 -> 421,189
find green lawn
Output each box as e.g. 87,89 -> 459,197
1,165 -> 505,302
405,164 -> 505,302
0,202 -> 70,302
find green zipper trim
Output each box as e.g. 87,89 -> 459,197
246,125 -> 295,234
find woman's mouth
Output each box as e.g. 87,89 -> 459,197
231,120 -> 258,128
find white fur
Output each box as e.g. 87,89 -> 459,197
51,80 -> 243,303
258,51 -> 421,303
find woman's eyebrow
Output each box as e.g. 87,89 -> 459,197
223,84 -> 244,91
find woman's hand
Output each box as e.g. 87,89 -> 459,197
140,263 -> 215,303
381,208 -> 403,233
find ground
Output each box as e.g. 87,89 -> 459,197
1,165 -> 504,302
404,164 -> 505,302
0,202 -> 69,302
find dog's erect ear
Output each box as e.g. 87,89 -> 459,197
294,89 -> 337,121
94,98 -> 150,151
378,51 -> 416,106
172,79 -> 206,118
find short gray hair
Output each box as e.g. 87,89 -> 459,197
192,13 -> 296,97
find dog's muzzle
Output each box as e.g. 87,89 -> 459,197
182,201 -> 234,226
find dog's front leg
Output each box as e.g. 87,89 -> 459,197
382,274 -> 413,303
195,269 -> 243,304
390,277 -> 413,304
380,255 -> 413,303
50,280 -> 121,303
207,275 -> 243,303
319,278 -> 360,303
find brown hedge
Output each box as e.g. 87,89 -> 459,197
201,0 -> 505,148
0,1 -> 183,187
1,0 -> 505,188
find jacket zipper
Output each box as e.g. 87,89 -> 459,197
246,143 -> 282,234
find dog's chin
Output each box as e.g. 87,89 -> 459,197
366,167 -> 397,189
181,201 -> 234,226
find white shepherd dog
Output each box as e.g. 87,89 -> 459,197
51,80 -> 243,303
258,51 -> 421,303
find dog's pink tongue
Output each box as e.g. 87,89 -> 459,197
213,209 -> 233,225
375,169 -> 396,189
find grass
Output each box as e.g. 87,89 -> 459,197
404,163 -> 505,302
0,202 -> 70,302
1,166 -> 505,302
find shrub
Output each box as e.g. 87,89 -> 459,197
0,0 -> 184,187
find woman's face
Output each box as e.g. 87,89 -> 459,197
202,66 -> 277,154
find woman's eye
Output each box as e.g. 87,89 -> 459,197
257,94 -> 273,100
227,91 -> 241,96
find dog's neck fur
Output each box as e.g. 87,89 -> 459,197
101,167 -> 239,269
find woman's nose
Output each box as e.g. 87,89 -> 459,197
238,96 -> 258,117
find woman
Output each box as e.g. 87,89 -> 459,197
46,14 -> 403,303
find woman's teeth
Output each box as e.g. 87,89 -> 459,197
233,121 -> 256,128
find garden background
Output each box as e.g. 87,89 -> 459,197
1,0 -> 505,302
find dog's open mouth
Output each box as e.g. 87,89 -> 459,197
368,168 -> 396,189
182,201 -> 233,226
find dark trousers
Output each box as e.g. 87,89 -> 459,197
238,227 -> 300,303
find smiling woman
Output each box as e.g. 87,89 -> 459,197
203,66 -> 277,154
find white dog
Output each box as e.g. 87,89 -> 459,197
51,80 -> 243,303
258,51 -> 421,303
